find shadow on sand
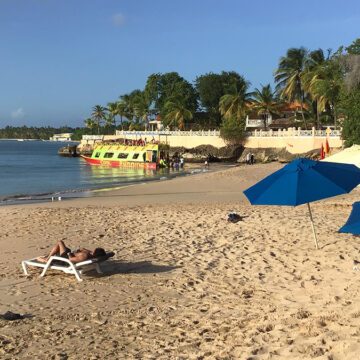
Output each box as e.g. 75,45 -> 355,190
96,260 -> 180,277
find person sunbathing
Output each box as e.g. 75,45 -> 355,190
37,240 -> 106,264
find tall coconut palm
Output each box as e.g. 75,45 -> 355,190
120,90 -> 143,125
219,76 -> 252,121
118,95 -> 134,127
84,118 -> 97,133
116,100 -> 127,129
251,84 -> 281,129
303,59 -> 343,128
164,99 -> 193,130
107,102 -> 119,129
275,47 -> 309,127
91,105 -> 107,134
302,49 -> 328,128
133,91 -> 151,129
103,114 -> 116,130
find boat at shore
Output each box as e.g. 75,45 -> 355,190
81,141 -> 170,169
58,145 -> 79,157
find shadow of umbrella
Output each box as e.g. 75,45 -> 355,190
243,158 -> 360,249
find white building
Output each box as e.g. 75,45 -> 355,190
49,133 -> 73,141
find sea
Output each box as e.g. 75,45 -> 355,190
0,140 -> 190,205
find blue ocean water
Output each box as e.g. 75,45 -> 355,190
0,140 -> 175,204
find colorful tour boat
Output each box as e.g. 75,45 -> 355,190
81,141 -> 170,169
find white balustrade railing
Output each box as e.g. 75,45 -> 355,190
83,128 -> 341,141
115,130 -> 220,137
248,128 -> 341,137
82,135 -> 104,140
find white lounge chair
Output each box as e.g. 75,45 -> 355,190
22,252 -> 115,282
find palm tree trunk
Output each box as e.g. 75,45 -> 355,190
313,100 -> 319,129
300,93 -> 308,130
333,104 -> 337,130
263,113 -> 268,130
316,109 -> 320,130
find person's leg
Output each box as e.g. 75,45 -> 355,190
37,241 -> 68,262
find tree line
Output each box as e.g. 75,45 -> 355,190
83,37 -> 360,145
0,126 -> 94,141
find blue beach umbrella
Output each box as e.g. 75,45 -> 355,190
243,158 -> 360,249
339,201 -> 360,235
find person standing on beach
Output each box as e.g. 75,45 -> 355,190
250,153 -> 255,165
246,153 -> 251,165
204,156 -> 210,169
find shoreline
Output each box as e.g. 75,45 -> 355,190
0,162 -> 236,207
2,162 -> 283,210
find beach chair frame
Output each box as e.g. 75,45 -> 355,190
21,255 -> 111,282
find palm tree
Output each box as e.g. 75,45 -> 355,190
118,95 -> 135,129
274,47 -> 309,127
116,100 -> 127,129
164,100 -> 193,130
107,102 -> 119,129
103,114 -> 116,130
119,90 -> 143,125
302,49 -> 328,128
302,59 -> 343,129
219,76 -> 252,121
251,84 -> 281,129
133,91 -> 151,129
91,105 -> 107,134
84,118 -> 97,133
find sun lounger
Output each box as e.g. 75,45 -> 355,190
22,252 -> 115,282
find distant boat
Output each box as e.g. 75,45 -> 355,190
17,139 -> 25,142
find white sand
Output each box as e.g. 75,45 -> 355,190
1,163 -> 360,359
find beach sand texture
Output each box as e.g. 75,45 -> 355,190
1,163 -> 360,359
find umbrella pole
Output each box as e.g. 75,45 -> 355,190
307,203 -> 319,249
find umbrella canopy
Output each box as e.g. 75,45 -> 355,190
244,158 -> 360,206
243,158 -> 360,248
339,201 -> 360,235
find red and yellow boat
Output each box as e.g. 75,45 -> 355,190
81,142 -> 170,169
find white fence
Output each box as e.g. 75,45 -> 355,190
114,130 -> 220,137
247,128 -> 341,138
82,135 -> 104,140
83,128 -> 342,143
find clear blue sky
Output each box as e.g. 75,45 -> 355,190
0,0 -> 359,127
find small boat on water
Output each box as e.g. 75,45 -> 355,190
81,141 -> 170,169
58,145 -> 79,157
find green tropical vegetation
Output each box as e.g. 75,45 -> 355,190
0,126 -> 91,140
2,38 -> 359,145
251,84 -> 281,130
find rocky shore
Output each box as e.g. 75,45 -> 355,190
77,143 -> 323,164
170,145 -> 321,163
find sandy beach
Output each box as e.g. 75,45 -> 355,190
1,162 -> 360,359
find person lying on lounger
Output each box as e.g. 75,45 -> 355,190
37,240 -> 106,264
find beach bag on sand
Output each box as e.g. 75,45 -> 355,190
227,213 -> 241,223
0,311 -> 24,321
